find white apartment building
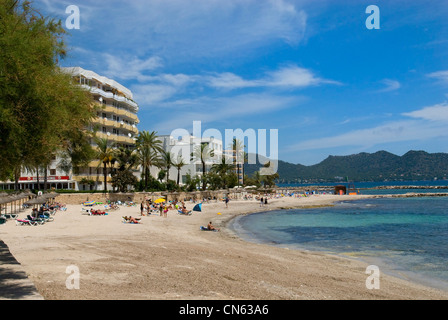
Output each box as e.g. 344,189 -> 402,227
1,67 -> 140,191
156,135 -> 224,185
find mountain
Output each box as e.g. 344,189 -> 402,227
244,150 -> 448,183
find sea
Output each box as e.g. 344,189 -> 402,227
229,180 -> 448,292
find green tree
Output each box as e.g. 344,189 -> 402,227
211,155 -> 235,189
172,155 -> 186,186
136,131 -> 163,190
0,0 -> 94,188
161,151 -> 174,182
190,143 -> 214,190
94,138 -> 116,193
110,146 -> 139,192
261,162 -> 280,188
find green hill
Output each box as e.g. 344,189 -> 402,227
244,150 -> 448,183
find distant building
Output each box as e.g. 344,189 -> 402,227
157,135 -> 224,185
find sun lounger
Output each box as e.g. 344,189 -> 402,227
177,210 -> 192,216
16,219 -> 39,226
27,215 -> 45,225
4,213 -> 19,219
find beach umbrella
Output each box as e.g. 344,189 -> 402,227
193,203 -> 202,212
154,198 -> 166,204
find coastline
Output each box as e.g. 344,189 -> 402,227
1,193 -> 448,300
224,194 -> 448,293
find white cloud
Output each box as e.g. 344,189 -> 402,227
131,84 -> 180,105
46,0 -> 309,61
402,102 -> 448,121
288,102 -> 448,152
427,70 -> 448,84
102,54 -> 163,81
207,65 -> 340,90
377,79 -> 401,92
149,93 -> 305,133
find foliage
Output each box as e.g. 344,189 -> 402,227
0,0 -> 94,188
190,143 -> 214,190
111,170 -> 138,193
136,130 -> 163,190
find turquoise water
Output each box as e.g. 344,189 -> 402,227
230,196 -> 448,291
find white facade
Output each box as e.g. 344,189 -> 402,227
156,135 -> 224,185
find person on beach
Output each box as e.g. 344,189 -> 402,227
260,197 -> 264,207
225,197 -> 229,208
207,221 -> 220,231
123,216 -> 141,224
264,197 -> 268,206
140,201 -> 145,216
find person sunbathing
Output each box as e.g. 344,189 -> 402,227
123,216 -> 141,224
181,206 -> 191,215
90,209 -> 105,215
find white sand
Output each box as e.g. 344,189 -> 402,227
1,194 -> 448,300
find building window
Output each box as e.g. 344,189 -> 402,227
50,169 -> 56,175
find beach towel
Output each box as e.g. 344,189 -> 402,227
200,226 -> 218,232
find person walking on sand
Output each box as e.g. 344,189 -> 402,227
140,201 -> 145,216
260,197 -> 264,207
225,197 -> 229,208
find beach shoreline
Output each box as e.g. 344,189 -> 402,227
1,193 -> 448,300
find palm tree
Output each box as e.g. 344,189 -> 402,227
229,138 -> 245,186
111,147 -> 139,192
190,143 -> 214,190
94,137 -> 116,193
172,155 -> 186,186
114,146 -> 139,172
161,151 -> 174,182
211,155 -> 235,189
136,131 -> 163,190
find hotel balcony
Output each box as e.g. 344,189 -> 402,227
92,118 -> 139,135
84,85 -> 138,111
95,104 -> 140,124
94,132 -> 136,145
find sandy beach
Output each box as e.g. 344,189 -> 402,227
1,193 -> 448,300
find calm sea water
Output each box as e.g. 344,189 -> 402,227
278,180 -> 448,195
230,195 -> 448,292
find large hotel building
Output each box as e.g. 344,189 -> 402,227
1,67 -> 140,191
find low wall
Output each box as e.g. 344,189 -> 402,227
55,189 -> 258,205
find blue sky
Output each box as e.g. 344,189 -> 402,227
37,0 -> 448,165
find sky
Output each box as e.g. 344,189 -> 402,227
36,0 -> 448,165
